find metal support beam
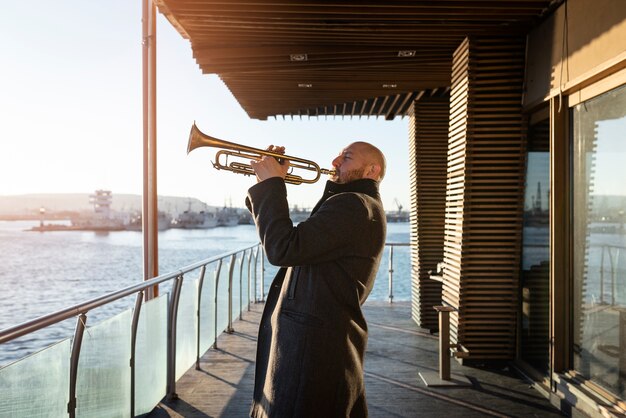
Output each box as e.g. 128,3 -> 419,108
227,254 -> 236,334
419,306 -> 471,387
142,0 -> 159,298
68,314 -> 87,418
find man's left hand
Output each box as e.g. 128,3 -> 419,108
250,145 -> 290,182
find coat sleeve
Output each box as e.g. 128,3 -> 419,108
247,177 -> 375,267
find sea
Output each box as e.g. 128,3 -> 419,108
0,220 -> 410,366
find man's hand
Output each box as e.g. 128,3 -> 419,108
250,145 -> 290,182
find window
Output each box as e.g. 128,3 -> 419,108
572,83 -> 626,397
520,116 -> 550,374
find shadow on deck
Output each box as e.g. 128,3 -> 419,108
149,302 -> 563,418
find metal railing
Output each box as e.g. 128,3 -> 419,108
256,242 -> 410,303
386,242 -> 410,303
0,243 -> 263,418
0,240 -> 410,417
598,244 -> 626,306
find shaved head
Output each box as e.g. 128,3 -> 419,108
331,141 -> 387,183
351,142 -> 386,181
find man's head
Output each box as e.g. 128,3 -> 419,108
331,141 -> 386,184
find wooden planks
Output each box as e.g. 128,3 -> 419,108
442,36 -> 527,362
408,97 -> 450,330
149,302 -> 563,417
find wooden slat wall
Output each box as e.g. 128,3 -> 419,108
408,97 -> 449,330
443,36 -> 527,362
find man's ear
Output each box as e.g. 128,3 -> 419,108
366,164 -> 381,180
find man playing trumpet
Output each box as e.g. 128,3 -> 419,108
245,142 -> 387,418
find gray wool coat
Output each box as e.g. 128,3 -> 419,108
246,177 -> 386,418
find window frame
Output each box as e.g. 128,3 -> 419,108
560,67 -> 626,408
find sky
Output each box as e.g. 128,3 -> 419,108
593,118 -> 626,196
0,1 -> 410,212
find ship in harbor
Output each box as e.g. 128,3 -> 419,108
173,209 -> 218,229
70,190 -> 128,230
30,190 -> 174,232
125,211 -> 173,231
28,192 -> 254,232
216,206 -> 239,227
31,190 -> 130,231
290,205 -> 310,223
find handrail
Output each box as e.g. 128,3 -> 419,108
0,240 -> 410,417
385,242 -> 410,303
1,242 -> 263,417
597,244 -> 625,306
1,241 -> 410,347
0,243 -> 260,344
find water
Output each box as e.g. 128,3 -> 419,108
581,227 -> 626,305
523,224 -> 626,305
0,220 -> 410,365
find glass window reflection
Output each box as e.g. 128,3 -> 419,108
572,83 -> 626,398
520,117 -> 550,374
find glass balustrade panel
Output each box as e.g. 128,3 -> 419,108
216,259 -> 230,335
199,264 -> 217,355
134,294 -> 168,416
242,253 -> 251,308
372,245 -> 411,301
232,254 -> 242,322
175,277 -> 199,381
76,310 -> 131,418
0,338 -> 71,417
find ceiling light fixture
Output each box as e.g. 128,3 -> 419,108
290,53 -> 308,61
298,83 -> 313,88
397,50 -> 416,57
382,84 -> 397,88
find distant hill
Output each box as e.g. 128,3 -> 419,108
0,193 -> 221,217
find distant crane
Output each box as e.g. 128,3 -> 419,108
394,198 -> 403,214
387,198 -> 408,222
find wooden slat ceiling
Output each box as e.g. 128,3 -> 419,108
154,0 -> 558,120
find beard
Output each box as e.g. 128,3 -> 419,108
333,167 -> 365,184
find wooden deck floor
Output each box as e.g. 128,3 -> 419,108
149,302 -> 564,418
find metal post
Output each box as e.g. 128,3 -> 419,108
618,308 -> 626,392
418,305 -> 471,387
600,246 -> 605,304
609,247 -> 617,306
130,291 -> 144,418
196,266 -> 206,370
247,250 -> 253,310
261,248 -> 266,302
142,0 -> 159,299
239,251 -> 245,319
68,314 -> 87,418
435,306 -> 454,381
227,254 -> 236,333
214,260 -> 222,349
166,275 -> 184,401
252,248 -> 258,303
388,245 -> 395,303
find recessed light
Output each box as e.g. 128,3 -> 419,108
382,84 -> 397,88
290,54 -> 308,61
298,83 -> 313,88
398,50 -> 416,57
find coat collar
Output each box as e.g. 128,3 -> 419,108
311,179 -> 380,214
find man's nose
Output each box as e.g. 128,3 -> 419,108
332,156 -> 341,167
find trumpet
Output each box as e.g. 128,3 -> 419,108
187,123 -> 336,185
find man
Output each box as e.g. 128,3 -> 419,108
246,141 -> 387,418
